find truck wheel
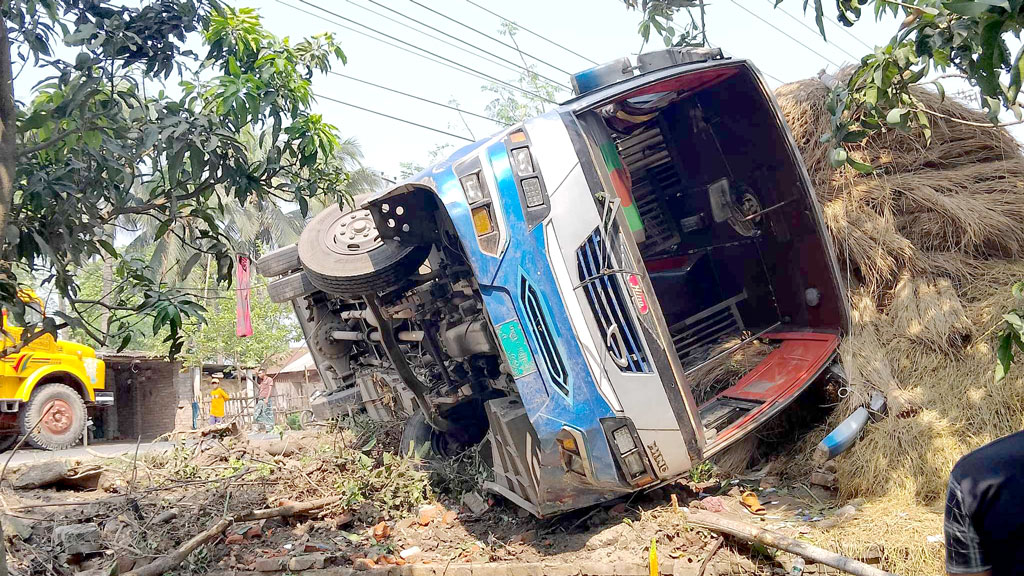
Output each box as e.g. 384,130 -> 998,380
266,271 -> 318,303
20,383 -> 87,451
298,201 -> 430,297
400,411 -> 449,459
256,244 -> 301,278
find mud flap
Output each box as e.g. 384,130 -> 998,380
484,397 -> 542,512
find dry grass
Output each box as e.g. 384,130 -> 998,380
774,76 -> 1024,576
688,337 -> 776,405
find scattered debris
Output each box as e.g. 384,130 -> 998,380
461,491 -> 488,515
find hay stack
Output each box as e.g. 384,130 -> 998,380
777,78 -> 1024,575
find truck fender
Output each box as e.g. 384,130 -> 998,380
15,365 -> 92,403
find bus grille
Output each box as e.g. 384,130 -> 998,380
576,230 -> 651,373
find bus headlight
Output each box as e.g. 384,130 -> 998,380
460,173 -> 485,204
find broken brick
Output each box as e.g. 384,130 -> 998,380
441,510 -> 458,525
371,521 -> 391,542
287,554 -> 326,571
353,558 -> 375,571
253,557 -> 285,572
418,505 -> 440,526
225,534 -> 244,545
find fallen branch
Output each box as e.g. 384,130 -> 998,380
697,536 -> 723,576
123,516 -> 234,576
124,494 -> 345,576
686,510 -> 895,576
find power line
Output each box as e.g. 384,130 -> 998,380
314,93 -> 476,142
337,0 -> 546,86
406,0 -> 575,76
276,0 -> 515,91
355,0 -> 570,89
817,5 -> 874,51
765,0 -> 862,61
328,71 -> 510,126
463,0 -> 598,66
291,0 -> 558,103
726,0 -> 842,69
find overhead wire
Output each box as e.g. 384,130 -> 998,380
276,0 -> 514,90
328,71 -> 510,126
355,0 -> 571,89
725,0 -> 842,69
462,0 -> 598,66
764,0 -> 862,62
289,0 -> 559,103
336,0 -> 554,86
405,0 -> 577,76
314,93 -> 476,142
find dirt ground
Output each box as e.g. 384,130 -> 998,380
0,422 -> 877,576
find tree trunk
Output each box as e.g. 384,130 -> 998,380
0,13 -> 17,239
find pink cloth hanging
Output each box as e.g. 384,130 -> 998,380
236,255 -> 253,337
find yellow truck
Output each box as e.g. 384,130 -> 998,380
0,290 -> 109,451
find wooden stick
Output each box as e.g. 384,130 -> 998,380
697,536 -> 723,576
122,516 -> 234,576
686,511 -> 895,576
123,494 -> 346,576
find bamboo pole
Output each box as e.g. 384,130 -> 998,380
686,511 -> 896,576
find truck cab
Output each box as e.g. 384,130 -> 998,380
259,48 -> 848,516
0,290 -> 108,450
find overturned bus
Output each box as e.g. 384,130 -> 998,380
258,48 -> 850,516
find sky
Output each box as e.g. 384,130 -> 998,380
241,0 -> 903,178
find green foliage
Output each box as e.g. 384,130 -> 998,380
332,444 -> 430,519
483,23 -> 560,124
996,281 -> 1024,381
286,412 -> 302,431
182,283 -> 300,368
622,0 -> 706,48
3,0 -> 349,357
688,460 -> 714,483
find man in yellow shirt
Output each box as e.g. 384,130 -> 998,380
209,378 -> 230,425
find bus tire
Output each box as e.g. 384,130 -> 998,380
20,383 -> 87,451
298,202 -> 430,298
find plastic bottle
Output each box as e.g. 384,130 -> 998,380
790,557 -> 805,575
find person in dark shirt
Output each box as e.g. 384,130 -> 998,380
944,430 -> 1024,575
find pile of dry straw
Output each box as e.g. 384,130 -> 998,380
775,77 -> 1024,574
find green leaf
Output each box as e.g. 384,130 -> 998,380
996,331 -> 1014,382
886,107 -> 908,125
1012,282 -> 1024,299
847,157 -> 874,174
841,130 -> 869,143
97,239 -> 118,258
944,1 -> 1000,16
1004,312 -> 1024,334
829,147 -> 848,168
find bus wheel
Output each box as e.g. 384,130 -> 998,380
20,383 -> 87,451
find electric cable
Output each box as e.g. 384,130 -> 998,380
289,0 -> 559,103
276,0 -> 514,90
463,0 -> 599,65
337,0 -> 547,84
314,93 -> 476,142
405,0 -> 575,77
328,71 -> 510,126
355,0 -> 570,88
764,0 -> 862,62
726,0 -> 842,69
